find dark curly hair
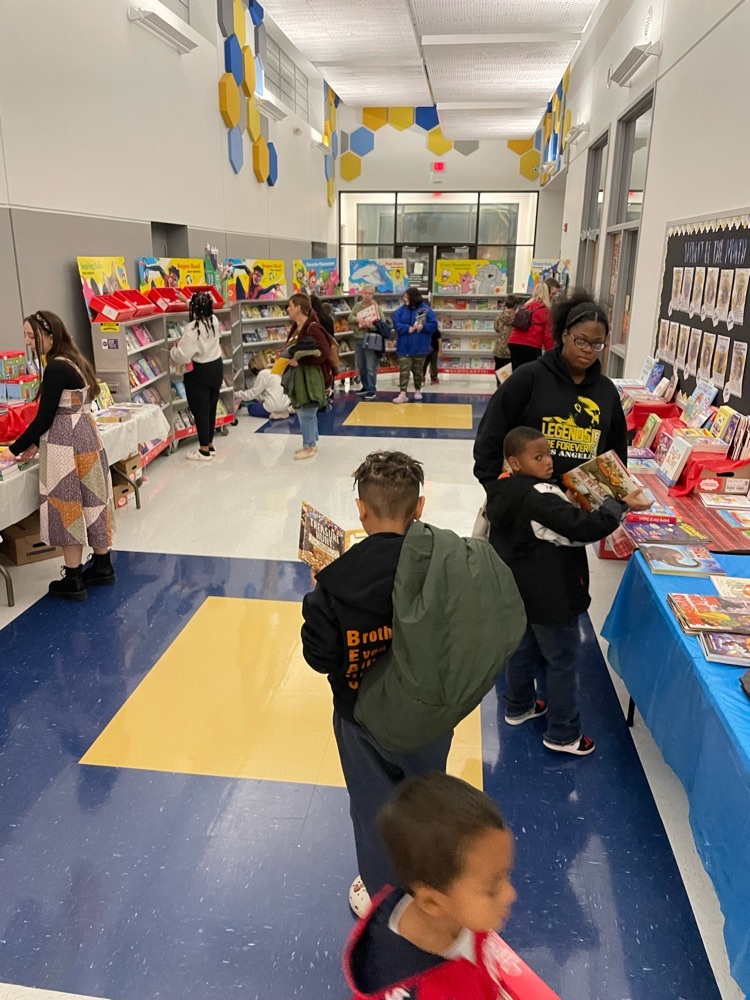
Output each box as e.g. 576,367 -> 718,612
552,288 -> 609,345
189,291 -> 215,335
353,450 -> 424,520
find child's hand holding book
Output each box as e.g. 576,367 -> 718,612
623,487 -> 653,512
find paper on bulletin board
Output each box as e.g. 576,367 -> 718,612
138,257 -> 205,292
433,259 -> 508,295
292,258 -> 340,295
527,258 -> 571,293
77,256 -> 130,320
224,259 -> 288,301
349,258 -> 407,293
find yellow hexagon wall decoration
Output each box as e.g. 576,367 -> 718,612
327,177 -> 335,207
246,97 -> 261,141
233,0 -> 247,46
362,107 -> 388,131
241,45 -> 256,97
519,148 -> 541,181
562,108 -> 572,149
507,138 -> 534,156
426,127 -> 452,156
340,151 -> 362,182
330,105 -> 337,130
219,73 -> 241,128
253,136 -> 270,183
562,65 -> 571,94
389,107 -> 414,131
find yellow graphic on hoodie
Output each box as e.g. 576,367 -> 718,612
541,396 -> 601,461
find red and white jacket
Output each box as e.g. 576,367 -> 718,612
345,891 -> 561,1000
507,300 -> 554,352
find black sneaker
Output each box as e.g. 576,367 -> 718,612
505,699 -> 547,726
354,387 -> 368,395
363,392 -> 377,400
49,565 -> 87,601
543,734 -> 596,756
82,553 -> 116,587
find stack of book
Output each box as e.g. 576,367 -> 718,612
668,593 -> 750,635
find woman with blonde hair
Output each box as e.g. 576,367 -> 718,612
507,282 -> 554,371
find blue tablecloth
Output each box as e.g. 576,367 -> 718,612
603,553 -> 750,996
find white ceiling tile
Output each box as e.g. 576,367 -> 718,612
317,65 -> 432,107
412,0 -> 601,35
439,107 -> 546,140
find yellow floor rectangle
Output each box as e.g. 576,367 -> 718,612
344,401 -> 473,430
82,597 -> 482,789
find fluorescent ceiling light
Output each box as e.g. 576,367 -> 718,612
255,94 -> 288,121
608,42 -> 661,87
566,122 -> 590,143
127,5 -> 198,54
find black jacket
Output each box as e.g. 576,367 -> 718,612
301,532 -> 405,720
486,473 -> 627,625
473,347 -> 628,487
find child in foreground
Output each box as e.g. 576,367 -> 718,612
486,426 -> 651,757
345,773 -> 560,1000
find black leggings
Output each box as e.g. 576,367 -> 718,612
184,358 -> 223,449
509,344 -> 542,371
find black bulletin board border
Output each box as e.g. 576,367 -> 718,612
654,210 -> 750,413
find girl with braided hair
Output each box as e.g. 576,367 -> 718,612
170,291 -> 223,461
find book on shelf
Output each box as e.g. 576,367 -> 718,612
699,494 -> 750,510
683,380 -> 718,427
717,509 -> 750,529
698,632 -> 750,666
628,446 -> 655,459
640,544 -> 725,577
673,427 -> 728,453
657,437 -> 693,487
711,576 -> 750,599
298,501 -> 346,571
623,519 -> 712,545
668,593 -> 750,634
711,405 -> 742,445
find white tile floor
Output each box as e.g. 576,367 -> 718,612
0,377 -> 743,999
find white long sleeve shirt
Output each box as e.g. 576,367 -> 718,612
169,316 -> 222,366
241,369 -> 290,412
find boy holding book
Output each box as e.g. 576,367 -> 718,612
486,426 -> 650,756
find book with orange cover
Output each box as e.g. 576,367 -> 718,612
667,593 -> 750,634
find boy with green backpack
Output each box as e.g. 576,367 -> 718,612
301,451 -> 525,918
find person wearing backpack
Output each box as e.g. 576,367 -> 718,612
507,283 -> 553,371
301,451 -> 525,919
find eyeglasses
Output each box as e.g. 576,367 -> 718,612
568,334 -> 606,353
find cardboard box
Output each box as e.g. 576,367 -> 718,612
0,512 -> 62,565
113,481 -> 136,508
113,453 -> 142,483
696,471 -> 750,495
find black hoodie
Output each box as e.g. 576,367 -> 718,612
301,532 -> 405,721
486,473 -> 627,625
473,347 -> 628,487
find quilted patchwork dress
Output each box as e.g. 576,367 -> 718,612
38,361 -> 115,549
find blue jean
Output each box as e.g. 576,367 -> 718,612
502,616 -> 583,745
354,341 -> 379,394
333,712 -> 453,896
296,404 -> 319,448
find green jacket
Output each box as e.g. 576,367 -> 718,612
354,521 -> 526,752
348,298 -> 385,340
289,363 -> 327,409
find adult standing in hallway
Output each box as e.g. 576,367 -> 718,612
474,289 -> 628,487
170,291 -> 223,462
285,294 -> 332,460
1,311 -> 115,600
391,288 -> 438,404
348,285 -> 384,401
507,282 -> 554,371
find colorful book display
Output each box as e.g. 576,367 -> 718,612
640,544 -> 725,577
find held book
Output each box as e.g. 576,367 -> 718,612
667,593 -> 750,635
561,451 -> 644,512
639,544 -> 725,577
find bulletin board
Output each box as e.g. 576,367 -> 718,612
655,211 -> 750,411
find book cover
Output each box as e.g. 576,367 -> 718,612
668,593 -> 750,634
623,519 -> 712,544
657,437 -> 693,486
711,576 -> 750,599
698,631 -> 750,665
700,494 -> 750,509
298,502 -> 346,571
634,413 -> 662,450
561,451 -> 642,511
640,544 -> 725,577
625,499 -> 676,524
717,509 -> 750,529
628,458 -> 660,474
628,447 -> 656,459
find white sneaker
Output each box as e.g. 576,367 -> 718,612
269,410 -> 290,419
186,450 -> 213,461
393,392 -> 409,404
414,391 -> 423,401
349,876 -> 371,918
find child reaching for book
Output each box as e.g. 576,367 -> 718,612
237,361 -> 290,419
486,426 -> 651,756
345,772 -> 560,1000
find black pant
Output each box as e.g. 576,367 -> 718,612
333,711 -> 453,896
509,344 -> 542,371
423,350 -> 439,380
184,358 -> 223,449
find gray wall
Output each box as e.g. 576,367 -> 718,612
0,209 -> 23,351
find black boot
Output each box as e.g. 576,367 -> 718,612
49,565 -> 87,601
82,551 -> 116,587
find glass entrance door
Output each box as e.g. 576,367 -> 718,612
398,245 -> 433,292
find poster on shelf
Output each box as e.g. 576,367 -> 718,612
348,258 -> 407,293
527,258 -> 571,293
433,259 -> 508,295
77,256 -> 130,320
292,258 -> 340,296
138,257 -> 205,292
224,259 -> 288,301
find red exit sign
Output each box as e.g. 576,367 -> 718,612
431,160 -> 446,173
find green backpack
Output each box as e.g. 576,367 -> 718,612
354,521 -> 526,753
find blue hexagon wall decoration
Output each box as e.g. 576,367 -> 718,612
331,132 -> 339,159
224,34 -> 243,87
228,126 -> 244,174
267,141 -> 278,186
249,0 -> 264,25
324,154 -> 333,181
350,126 -> 375,157
415,105 -> 440,131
